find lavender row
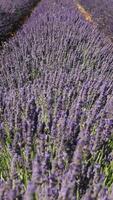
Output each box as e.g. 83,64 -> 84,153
1,0 -> 113,89
0,0 -> 41,42
1,64 -> 113,199
0,0 -> 113,199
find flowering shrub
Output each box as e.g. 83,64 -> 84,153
0,0 -> 40,42
0,0 -> 113,199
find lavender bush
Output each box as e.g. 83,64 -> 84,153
0,0 -> 41,42
0,0 -> 113,199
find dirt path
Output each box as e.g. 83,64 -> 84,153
76,3 -> 93,23
75,0 -> 113,41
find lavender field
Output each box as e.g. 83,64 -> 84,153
0,0 -> 113,199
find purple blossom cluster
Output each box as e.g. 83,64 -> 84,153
0,0 -> 113,199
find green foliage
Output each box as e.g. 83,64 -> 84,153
103,136 -> 113,189
33,192 -> 39,200
0,145 -> 11,180
0,121 -> 12,180
16,162 -> 31,189
31,141 -> 37,160
16,147 -> 32,189
104,161 -> 113,188
85,134 -> 113,190
30,68 -> 41,80
4,121 -> 12,146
